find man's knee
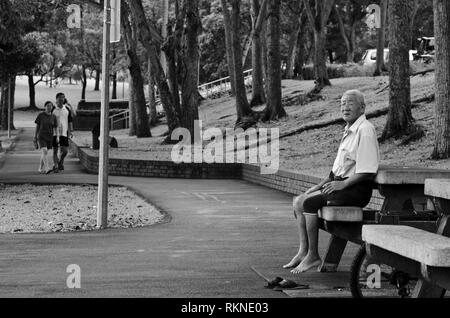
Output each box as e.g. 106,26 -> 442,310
293,194 -> 307,216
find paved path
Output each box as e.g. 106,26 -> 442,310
0,128 -> 358,297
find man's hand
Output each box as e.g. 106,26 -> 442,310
68,132 -> 73,139
321,181 -> 347,194
305,185 -> 321,195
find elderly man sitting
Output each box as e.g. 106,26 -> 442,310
284,89 -> 380,273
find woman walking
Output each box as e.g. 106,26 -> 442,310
34,101 -> 57,174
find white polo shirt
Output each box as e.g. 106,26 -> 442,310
52,105 -> 72,137
332,114 -> 380,178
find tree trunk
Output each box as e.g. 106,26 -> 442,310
0,82 -> 7,130
303,0 -> 334,89
94,70 -> 101,91
179,0 -> 201,142
431,0 -> 450,159
374,0 -> 388,76
0,76 -> 16,131
81,65 -> 87,100
112,73 -> 117,100
27,73 -> 37,109
147,57 -> 158,127
229,0 -> 254,124
128,73 -> 137,136
410,0 -> 420,49
122,0 -> 151,138
126,0 -> 180,139
250,0 -> 266,106
334,4 -> 351,64
164,26 -> 181,115
349,24 -> 356,63
381,0 -> 423,141
9,76 -> 15,130
221,0 -> 236,97
313,29 -> 331,87
263,0 -> 286,121
129,67 -> 151,138
285,25 -> 300,79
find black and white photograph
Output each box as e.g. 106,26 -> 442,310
0,0 -> 450,306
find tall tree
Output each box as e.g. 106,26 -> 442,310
303,0 -> 335,89
0,0 -> 21,131
221,0 -> 236,96
333,0 -> 368,63
126,0 -> 180,141
248,0 -> 268,106
121,1 -> 151,138
179,0 -> 201,140
147,56 -> 158,127
223,0 -> 254,126
381,0 -> 424,141
284,2 -> 305,79
262,0 -> 286,121
374,0 -> 388,76
431,0 -> 450,159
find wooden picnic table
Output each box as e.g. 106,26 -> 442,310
358,178 -> 450,298
375,165 -> 450,217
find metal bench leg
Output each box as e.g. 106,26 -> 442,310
318,235 -> 348,272
411,279 -> 446,298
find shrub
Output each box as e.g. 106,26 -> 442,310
301,63 -> 376,80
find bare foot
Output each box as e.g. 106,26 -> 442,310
290,256 -> 321,274
282,253 -> 307,269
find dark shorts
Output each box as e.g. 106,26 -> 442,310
38,138 -> 53,150
52,136 -> 69,148
295,175 -> 374,216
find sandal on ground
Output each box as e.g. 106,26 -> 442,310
264,277 -> 284,289
272,279 -> 309,291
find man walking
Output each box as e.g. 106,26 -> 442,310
51,92 -> 74,173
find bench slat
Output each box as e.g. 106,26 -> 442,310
362,225 -> 450,267
425,179 -> 450,200
319,206 -> 363,222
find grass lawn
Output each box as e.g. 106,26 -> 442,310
12,75 -> 130,110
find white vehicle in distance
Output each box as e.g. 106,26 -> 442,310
361,48 -> 417,66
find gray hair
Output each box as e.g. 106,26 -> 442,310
342,90 -> 366,108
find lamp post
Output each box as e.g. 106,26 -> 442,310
97,0 -> 111,229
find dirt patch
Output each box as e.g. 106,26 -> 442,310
0,184 -> 165,234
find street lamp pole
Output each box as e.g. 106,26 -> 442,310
97,0 -> 111,229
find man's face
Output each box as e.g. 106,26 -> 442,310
340,94 -> 364,125
57,94 -> 65,105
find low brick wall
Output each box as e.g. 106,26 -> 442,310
70,141 -> 384,210
70,142 -> 241,179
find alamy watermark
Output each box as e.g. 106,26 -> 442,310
170,120 -> 279,175
366,264 -> 381,289
66,264 -> 81,289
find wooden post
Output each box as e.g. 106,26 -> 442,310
97,0 -> 111,229
7,76 -> 11,139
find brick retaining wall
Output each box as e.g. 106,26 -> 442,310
70,141 -> 384,210
70,141 -> 242,179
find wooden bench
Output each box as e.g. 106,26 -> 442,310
318,206 -> 378,272
362,225 -> 450,296
317,165 -> 450,273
